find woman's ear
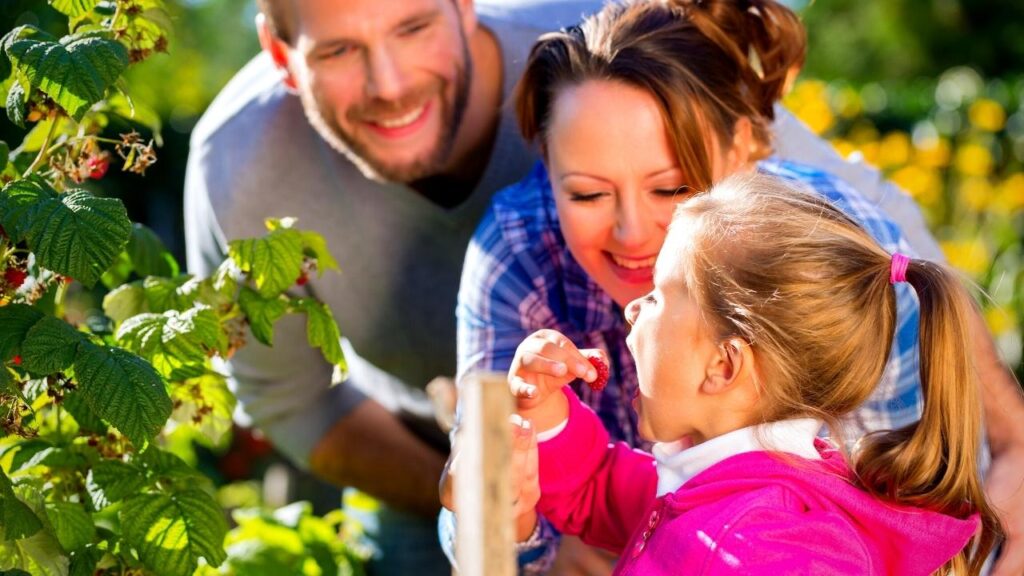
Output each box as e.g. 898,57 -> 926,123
702,338 -> 749,395
726,116 -> 755,172
256,13 -> 298,92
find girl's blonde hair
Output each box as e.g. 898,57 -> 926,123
672,172 -> 1000,575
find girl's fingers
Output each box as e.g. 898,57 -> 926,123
510,376 -> 537,399
519,350 -> 569,377
509,414 -> 539,515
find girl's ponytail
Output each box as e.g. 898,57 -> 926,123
854,258 -> 1001,574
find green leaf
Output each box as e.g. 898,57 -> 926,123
171,374 -> 236,445
73,342 -> 172,448
128,223 -> 179,278
85,459 -> 146,510
135,447 -> 206,483
49,0 -> 99,19
0,366 -> 12,395
229,228 -> 304,298
238,287 -> 288,346
300,231 -> 339,273
5,80 -> 27,129
116,306 -> 222,380
21,315 -> 83,374
6,30 -> 128,121
102,282 -> 148,325
299,299 -> 344,366
105,92 -> 163,146
0,530 -> 68,576
0,304 -> 45,362
142,275 -> 197,312
44,501 -> 95,552
99,249 -> 132,289
0,179 -> 132,287
68,545 -> 102,576
0,141 -> 8,174
61,390 -> 107,433
121,489 -> 228,576
0,470 -> 42,540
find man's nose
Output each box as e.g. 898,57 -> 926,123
365,48 -> 407,101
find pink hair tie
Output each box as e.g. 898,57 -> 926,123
890,253 -> 911,284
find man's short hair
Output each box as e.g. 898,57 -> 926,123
256,0 -> 296,45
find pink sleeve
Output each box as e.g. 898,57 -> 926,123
536,387 -> 658,552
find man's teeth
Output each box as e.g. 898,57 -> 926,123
611,254 -> 657,269
375,106 -> 425,128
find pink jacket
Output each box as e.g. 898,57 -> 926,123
537,389 -> 980,575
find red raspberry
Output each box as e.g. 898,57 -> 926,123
586,356 -> 609,392
4,268 -> 27,289
13,355 -> 22,366
295,273 -> 309,286
87,154 -> 110,180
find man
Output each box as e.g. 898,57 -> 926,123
185,0 -> 1024,574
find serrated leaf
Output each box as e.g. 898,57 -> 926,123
49,0 -> 99,19
102,282 -> 148,325
229,228 -> 304,298
299,299 -> 344,366
85,459 -> 146,510
171,374 -> 235,445
238,287 -> 287,346
128,223 -> 179,278
6,31 -> 128,121
68,545 -> 102,576
0,529 -> 68,576
12,445 -> 86,473
143,275 -> 197,312
73,342 -> 172,447
0,470 -> 43,540
21,315 -> 83,374
121,489 -> 228,576
0,366 -> 12,394
100,249 -> 132,289
0,179 -> 132,287
116,307 -> 221,379
44,501 -> 95,552
135,447 -> 206,482
300,231 -> 339,273
0,304 -> 45,361
61,390 -> 107,433
5,80 -> 27,129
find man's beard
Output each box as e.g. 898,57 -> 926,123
300,44 -> 472,184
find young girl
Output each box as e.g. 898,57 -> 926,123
508,173 -> 1001,575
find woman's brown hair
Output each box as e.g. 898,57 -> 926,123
672,172 -> 1001,575
515,0 -> 805,191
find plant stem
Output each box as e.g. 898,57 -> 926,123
23,111 -> 59,177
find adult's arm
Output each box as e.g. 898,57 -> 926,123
772,109 -> 1024,573
184,145 -> 444,517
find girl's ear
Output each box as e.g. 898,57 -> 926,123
702,338 -> 748,395
256,13 -> 298,92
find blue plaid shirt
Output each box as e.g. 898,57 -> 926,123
452,158 -> 923,573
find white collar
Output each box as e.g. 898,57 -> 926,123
653,418 -> 823,497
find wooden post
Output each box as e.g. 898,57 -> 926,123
455,371 -> 515,576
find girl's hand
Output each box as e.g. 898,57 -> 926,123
510,414 -> 540,541
509,330 -> 606,428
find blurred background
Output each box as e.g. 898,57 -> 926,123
2,0 -> 1023,488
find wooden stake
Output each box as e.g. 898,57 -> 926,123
455,371 -> 514,576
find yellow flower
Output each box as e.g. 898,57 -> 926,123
968,99 -> 1006,132
914,137 -> 951,168
984,307 -> 1016,336
878,132 -> 912,168
940,239 -> 989,277
993,172 -> 1024,214
958,177 -> 994,212
954,143 -> 994,177
784,80 -> 835,135
891,165 -> 942,207
830,138 -> 857,160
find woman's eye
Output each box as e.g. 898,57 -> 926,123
569,191 -> 607,202
653,185 -> 692,198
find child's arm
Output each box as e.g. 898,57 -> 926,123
507,330 -> 657,552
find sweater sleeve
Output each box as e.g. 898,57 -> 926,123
536,388 -> 658,553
